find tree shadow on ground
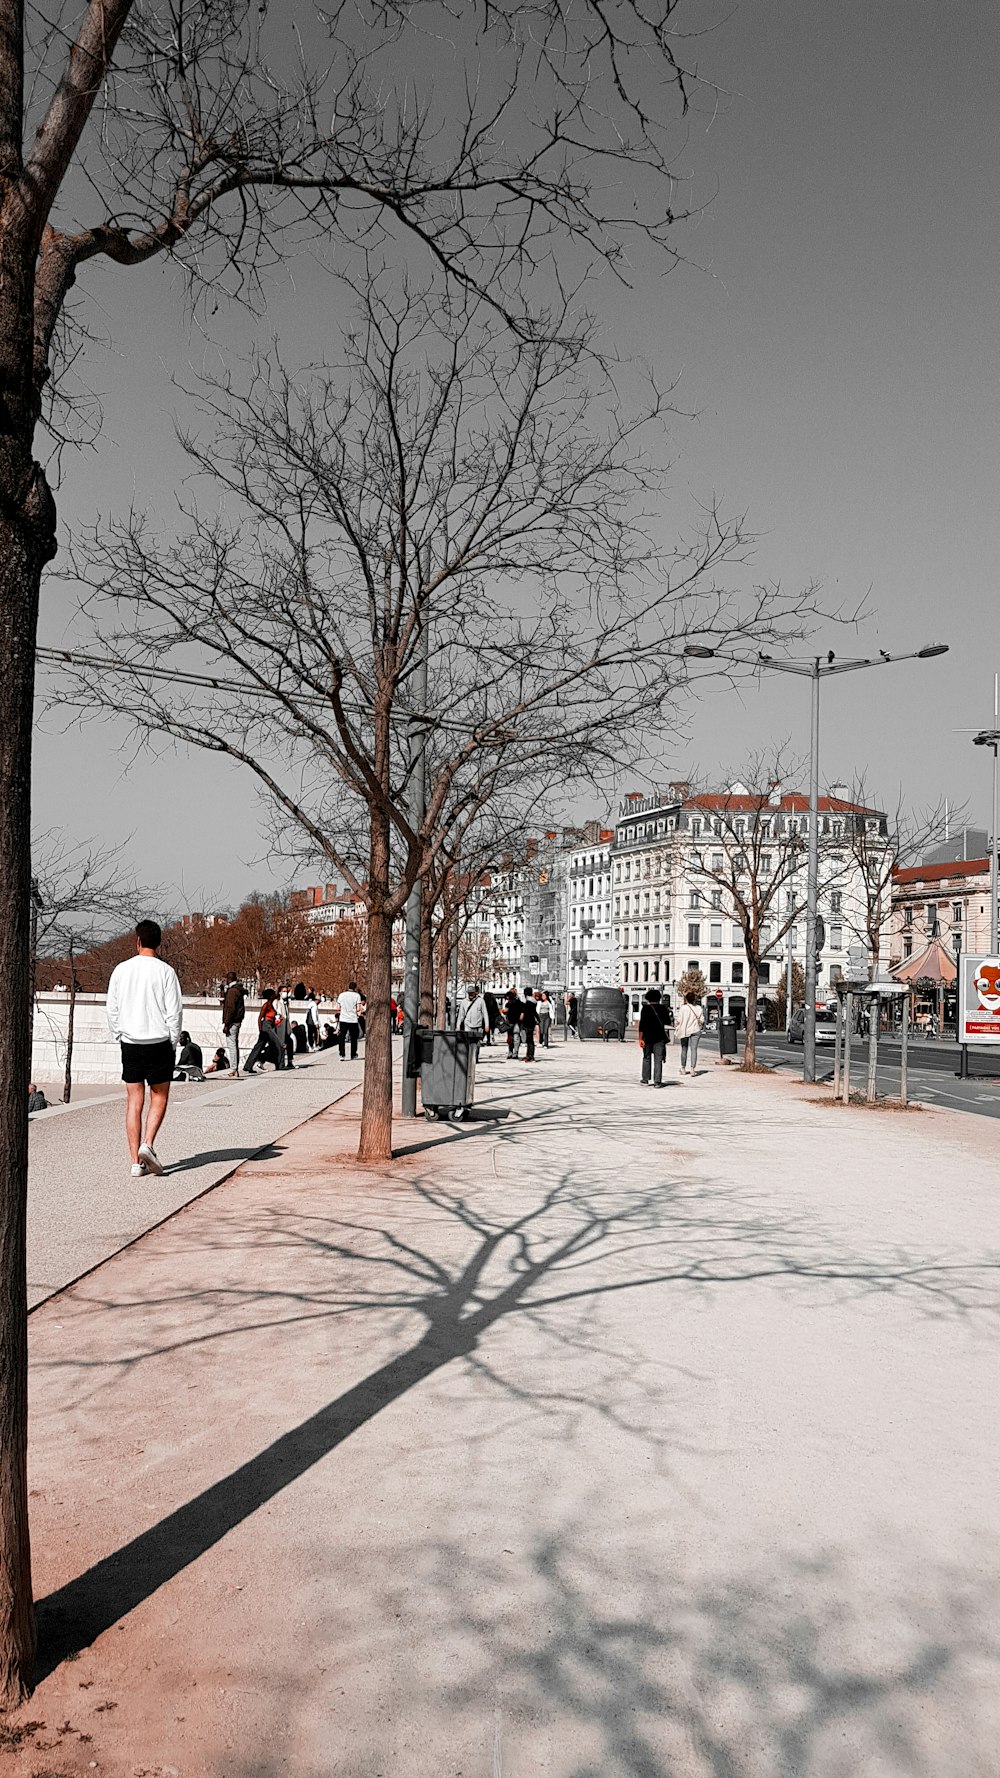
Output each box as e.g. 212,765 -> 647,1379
34,1161 -> 1000,1684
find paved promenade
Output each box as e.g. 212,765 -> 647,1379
8,1040 -> 1000,1776
27,1050 -> 362,1306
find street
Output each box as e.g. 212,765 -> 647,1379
12,1039 -> 1000,1776
754,1030 -> 1000,1118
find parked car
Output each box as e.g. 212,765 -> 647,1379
787,1007 -> 837,1046
579,986 -> 628,1041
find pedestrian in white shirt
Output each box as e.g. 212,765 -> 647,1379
106,920 -> 183,1178
335,981 -> 363,1059
675,993 -> 705,1076
457,985 -> 489,1041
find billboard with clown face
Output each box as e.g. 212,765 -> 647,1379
959,955 -> 1000,1043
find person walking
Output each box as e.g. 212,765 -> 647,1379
566,992 -> 579,1039
537,990 -> 552,1047
676,991 -> 705,1076
505,987 -> 524,1058
277,984 -> 296,1069
305,986 -> 320,1050
221,972 -> 245,1075
243,989 -> 283,1073
106,919 -> 183,1178
483,990 -> 500,1045
638,988 -> 668,1088
457,984 -> 490,1042
521,988 -> 539,1061
336,981 -> 363,1059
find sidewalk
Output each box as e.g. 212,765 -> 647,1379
27,1048 -> 363,1307
9,1043 -> 1000,1776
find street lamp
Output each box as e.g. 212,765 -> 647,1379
683,640 -> 949,1081
973,723 -> 1000,953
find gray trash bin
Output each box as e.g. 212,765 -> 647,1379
718,1016 -> 738,1057
418,1030 -> 478,1120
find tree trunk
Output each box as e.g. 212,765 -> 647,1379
742,962 -> 759,1067
63,960 -> 77,1104
419,899 -> 435,1027
358,805 -> 394,1163
0,516 -> 46,1705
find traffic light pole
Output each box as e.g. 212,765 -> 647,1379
400,583 -> 430,1117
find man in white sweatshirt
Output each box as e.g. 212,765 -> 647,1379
106,920 -> 183,1178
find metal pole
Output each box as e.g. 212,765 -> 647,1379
803,661 -> 821,1083
982,682 -> 989,953
993,682 -> 999,949
400,566 -> 430,1117
785,919 -> 794,1033
900,994 -> 909,1106
842,991 -> 853,1104
866,990 -> 879,1103
833,993 -> 842,1096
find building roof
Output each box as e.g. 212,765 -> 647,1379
891,936 -> 957,986
893,858 -> 989,886
684,792 -> 880,817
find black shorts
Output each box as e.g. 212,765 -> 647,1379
121,1039 -> 176,1085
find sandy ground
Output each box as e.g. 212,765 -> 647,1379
5,1041 -> 1000,1777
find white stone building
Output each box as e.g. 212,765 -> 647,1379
610,784 -> 890,1023
565,830 -> 616,990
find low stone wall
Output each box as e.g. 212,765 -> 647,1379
31,994 -> 265,1085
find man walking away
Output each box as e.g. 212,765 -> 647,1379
221,972 -> 245,1075
676,991 -> 705,1076
638,988 -> 668,1088
537,991 -> 552,1047
305,987 -> 320,1049
505,988 -> 524,1058
521,989 -> 538,1062
483,991 -> 500,1045
567,992 -> 579,1039
106,919 -> 183,1178
457,984 -> 490,1043
336,981 -> 363,1059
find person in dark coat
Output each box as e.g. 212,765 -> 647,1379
567,992 -> 579,1038
221,973 -> 246,1075
638,988 -> 668,1087
505,988 -> 524,1058
520,988 -> 539,1062
483,991 -> 500,1046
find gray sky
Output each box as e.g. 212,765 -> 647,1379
33,1 -> 999,909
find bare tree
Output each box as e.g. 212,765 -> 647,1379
55,288 -> 826,1166
845,780 -> 958,977
30,833 -> 151,1103
688,759 -> 853,1067
0,0 -> 724,1698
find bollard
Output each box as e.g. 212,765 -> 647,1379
900,996 -> 909,1106
842,992 -> 853,1104
866,991 -> 879,1103
833,997 -> 843,1096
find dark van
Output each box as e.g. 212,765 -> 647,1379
579,986 -> 628,1041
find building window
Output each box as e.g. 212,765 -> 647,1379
903,906 -> 912,928
953,902 -> 962,925
830,925 -> 842,950
710,923 -> 722,947
663,923 -> 671,944
653,961 -> 660,981
732,925 -> 741,947
633,962 -> 641,982
643,961 -> 649,982
711,889 -> 722,910
732,961 -> 744,984
709,961 -> 722,983
687,922 -> 700,946
688,960 -> 699,974
643,893 -> 650,914
690,889 -> 701,909
643,925 -> 650,946
761,854 -> 772,873
691,818 -> 701,838
614,896 -> 620,916
830,891 -> 842,915
904,936 -> 913,957
759,962 -> 771,984
663,961 -> 671,980
712,852 -> 724,871
633,926 -> 640,948
653,924 -> 660,946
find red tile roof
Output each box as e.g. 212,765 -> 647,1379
684,793 -> 879,816
893,858 -> 989,885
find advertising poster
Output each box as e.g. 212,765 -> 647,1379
959,955 -> 1000,1044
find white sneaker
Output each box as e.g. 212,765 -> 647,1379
138,1142 -> 164,1176
130,1162 -> 146,1178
